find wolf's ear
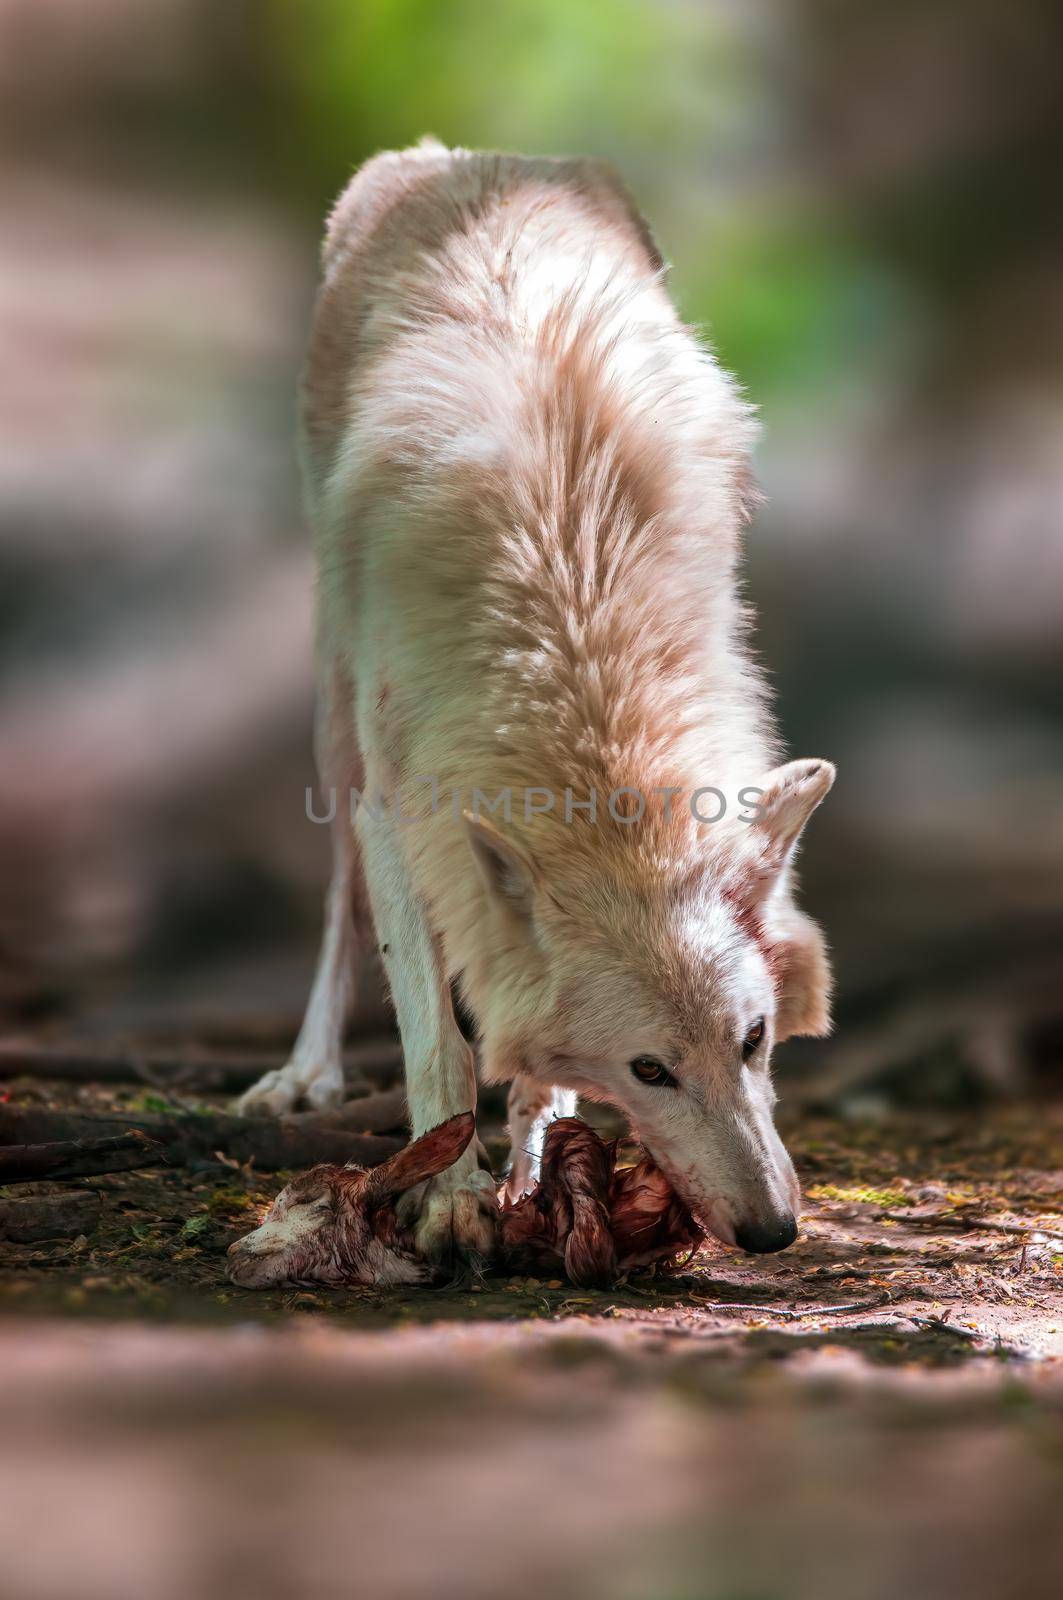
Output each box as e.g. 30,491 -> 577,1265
750,759 -> 835,878
743,761 -> 835,1037
770,904 -> 833,1040
463,811 -> 537,926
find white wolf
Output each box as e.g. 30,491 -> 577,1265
239,141 -> 835,1264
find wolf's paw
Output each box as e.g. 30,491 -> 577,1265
235,1059 -> 345,1118
396,1143 -> 498,1266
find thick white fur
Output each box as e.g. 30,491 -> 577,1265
239,142 -> 835,1260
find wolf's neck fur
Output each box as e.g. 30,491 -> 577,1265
445,226 -> 775,869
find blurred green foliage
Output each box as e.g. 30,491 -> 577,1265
261,0 -> 875,399
678,221 -> 911,400
252,0 -> 1058,406
265,0 -> 741,184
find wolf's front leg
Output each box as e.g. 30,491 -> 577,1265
358,808 -> 497,1266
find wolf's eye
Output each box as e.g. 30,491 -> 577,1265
742,1018 -> 765,1060
630,1056 -> 677,1087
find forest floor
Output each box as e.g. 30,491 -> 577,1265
1,1068 -> 1061,1600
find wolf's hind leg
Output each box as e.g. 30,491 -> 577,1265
238,662 -> 362,1117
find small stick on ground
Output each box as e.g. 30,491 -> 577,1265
882,1211 -> 1063,1245
692,1294 -> 891,1321
904,1313 -> 986,1344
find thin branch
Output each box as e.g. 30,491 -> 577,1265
692,1293 -> 890,1321
881,1211 -> 1063,1245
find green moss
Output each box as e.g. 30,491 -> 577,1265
125,1091 -> 186,1115
807,1182 -> 908,1209
205,1186 -> 256,1217
125,1091 -> 216,1116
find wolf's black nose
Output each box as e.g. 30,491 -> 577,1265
734,1214 -> 798,1254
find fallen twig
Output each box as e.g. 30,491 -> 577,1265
903,1313 -> 985,1344
881,1211 -> 1063,1245
902,1313 -> 1032,1362
0,1130 -> 163,1184
691,1294 -> 890,1321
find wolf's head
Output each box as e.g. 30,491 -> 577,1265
464,759 -> 834,1253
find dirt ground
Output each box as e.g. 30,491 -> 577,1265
2,1071 -> 1061,1600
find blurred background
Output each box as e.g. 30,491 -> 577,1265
2,0 -> 1061,1106
2,13 -> 1061,1599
